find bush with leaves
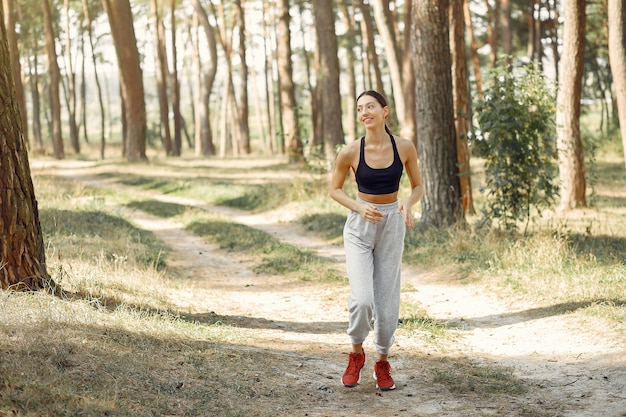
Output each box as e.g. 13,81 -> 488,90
473,63 -> 559,233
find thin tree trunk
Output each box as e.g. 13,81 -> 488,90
401,0 -> 416,144
311,0 -> 344,163
235,0 -> 250,154
151,0 -> 172,155
450,0 -> 474,215
102,0 -> 147,162
356,0 -> 384,94
192,0 -> 218,156
171,0 -> 182,156
42,0 -> 64,159
608,0 -> 626,170
82,0 -> 106,159
263,2 -> 277,154
28,53 -> 43,152
339,2 -> 357,143
371,0 -> 405,131
64,0 -> 80,154
464,0 -> 483,99
557,0 -> 587,210
501,0 -> 512,57
277,0 -> 303,161
483,0 -> 497,66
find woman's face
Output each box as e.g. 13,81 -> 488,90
356,95 -> 388,129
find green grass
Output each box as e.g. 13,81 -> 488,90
3,146 -> 625,415
432,360 -> 527,396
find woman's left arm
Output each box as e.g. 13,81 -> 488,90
398,138 -> 424,228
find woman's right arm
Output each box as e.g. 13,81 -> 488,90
329,145 -> 361,213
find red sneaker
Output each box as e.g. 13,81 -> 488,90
373,360 -> 396,391
341,351 -> 366,387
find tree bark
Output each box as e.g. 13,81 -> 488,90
556,0 -> 586,210
42,0 -> 64,159
371,0 -> 405,132
356,0 -> 385,94
192,0 -> 217,156
464,0 -> 483,99
64,0 -> 80,154
2,0 -> 27,148
101,0 -> 147,162
277,0 -> 303,162
0,6 -> 51,290
413,0 -> 463,227
450,0 -> 474,215
312,0 -> 344,163
151,0 -> 172,155
339,2 -> 357,144
170,0 -> 182,156
608,0 -> 626,170
82,0 -> 106,159
235,0 -> 250,155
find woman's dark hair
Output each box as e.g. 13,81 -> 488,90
356,90 -> 393,135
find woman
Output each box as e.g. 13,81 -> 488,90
329,90 -> 423,391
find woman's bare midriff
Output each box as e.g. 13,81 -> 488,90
358,191 -> 398,205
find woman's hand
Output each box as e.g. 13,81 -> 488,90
359,203 -> 384,224
398,201 -> 415,229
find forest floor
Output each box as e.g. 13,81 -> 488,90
34,158 -> 626,417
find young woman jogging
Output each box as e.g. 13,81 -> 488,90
329,90 -> 423,391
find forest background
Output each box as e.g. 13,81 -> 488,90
4,0 -> 626,213
1,1 -> 626,415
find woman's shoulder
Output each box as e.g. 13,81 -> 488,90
338,138 -> 362,156
392,135 -> 416,150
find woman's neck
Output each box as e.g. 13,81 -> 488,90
364,126 -> 388,144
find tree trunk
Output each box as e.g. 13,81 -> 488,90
170,0 -> 182,156
263,2 -> 277,154
501,0 -> 512,57
339,2 -> 357,144
608,0 -> 626,170
413,0 -> 463,227
101,0 -> 147,162
82,0 -> 106,159
27,53 -> 43,152
151,0 -> 172,155
277,0 -> 303,162
192,0 -> 217,156
483,0 -> 497,67
450,0 -> 474,215
2,0 -> 27,148
312,0 -> 344,163
42,0 -> 64,159
235,0 -> 250,155
371,0 -> 405,133
64,0 -> 80,154
464,0 -> 483,99
556,0 -> 586,210
0,10 -> 51,290
356,0 -> 385,94
401,0 -> 417,144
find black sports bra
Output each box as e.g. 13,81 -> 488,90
354,134 -> 404,195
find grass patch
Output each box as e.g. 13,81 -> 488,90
126,199 -> 192,218
185,212 -> 342,281
0,291 -> 275,417
433,360 -> 527,396
299,212 -> 346,240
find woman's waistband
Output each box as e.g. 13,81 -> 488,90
356,197 -> 398,213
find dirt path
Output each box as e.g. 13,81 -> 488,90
37,162 -> 626,416
125,192 -> 626,417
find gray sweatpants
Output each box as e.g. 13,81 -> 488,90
343,198 -> 406,355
